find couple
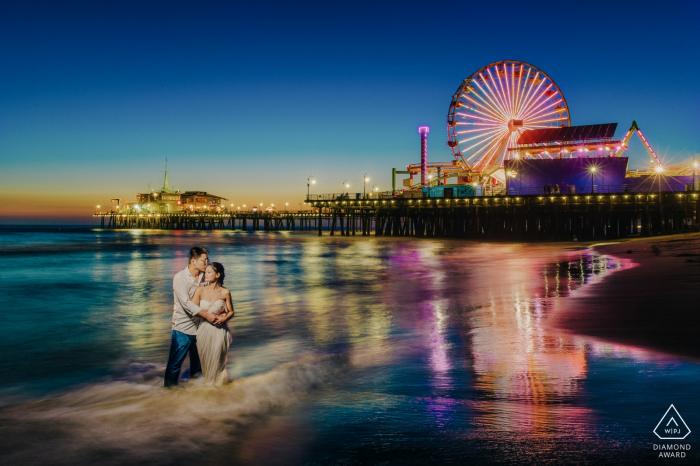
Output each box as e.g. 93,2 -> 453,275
164,246 -> 234,387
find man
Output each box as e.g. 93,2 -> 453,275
164,246 -> 221,387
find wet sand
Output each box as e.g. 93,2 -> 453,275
551,232 -> 700,360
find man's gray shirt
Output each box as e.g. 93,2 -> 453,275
171,266 -> 203,335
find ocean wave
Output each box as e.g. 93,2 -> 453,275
0,353 -> 348,465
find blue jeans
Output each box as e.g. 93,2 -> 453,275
164,330 -> 202,387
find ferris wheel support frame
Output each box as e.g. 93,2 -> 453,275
614,120 -> 663,168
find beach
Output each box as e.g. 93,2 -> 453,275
551,232 -> 700,360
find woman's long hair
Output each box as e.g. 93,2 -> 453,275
209,262 -> 225,286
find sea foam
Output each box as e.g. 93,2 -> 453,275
0,353 -> 347,465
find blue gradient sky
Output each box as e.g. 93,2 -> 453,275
1,0 -> 698,223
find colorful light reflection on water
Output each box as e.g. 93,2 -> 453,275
0,227 -> 697,465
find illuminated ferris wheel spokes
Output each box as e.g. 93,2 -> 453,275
447,61 -> 571,172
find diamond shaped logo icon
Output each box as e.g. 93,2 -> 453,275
654,405 -> 691,440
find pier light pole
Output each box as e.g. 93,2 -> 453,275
419,126 -> 429,187
589,166 -> 596,194
343,180 -> 349,197
307,176 -> 315,199
506,171 -> 516,195
655,165 -> 664,195
364,174 -> 369,198
693,158 -> 698,191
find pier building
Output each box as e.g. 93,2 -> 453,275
118,163 -> 227,214
179,191 -> 228,212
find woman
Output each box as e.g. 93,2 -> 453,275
191,262 -> 234,385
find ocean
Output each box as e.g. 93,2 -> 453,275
0,226 -> 697,465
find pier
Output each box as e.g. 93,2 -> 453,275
95,190 -> 700,241
95,211 -> 320,232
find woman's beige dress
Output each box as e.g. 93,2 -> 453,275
196,299 -> 232,386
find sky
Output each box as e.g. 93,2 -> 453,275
1,0 -> 699,224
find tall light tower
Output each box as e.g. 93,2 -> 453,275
419,126 -> 429,187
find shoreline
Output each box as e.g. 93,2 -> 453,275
549,232 -> 700,360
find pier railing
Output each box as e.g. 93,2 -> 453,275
308,183 -> 694,201
506,183 -> 692,196
307,192 -> 397,201
95,209 -> 319,216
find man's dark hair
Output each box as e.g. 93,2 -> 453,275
189,246 -> 209,262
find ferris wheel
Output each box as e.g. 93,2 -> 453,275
447,61 -> 571,174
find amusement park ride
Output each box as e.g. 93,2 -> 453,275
402,60 -> 695,190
